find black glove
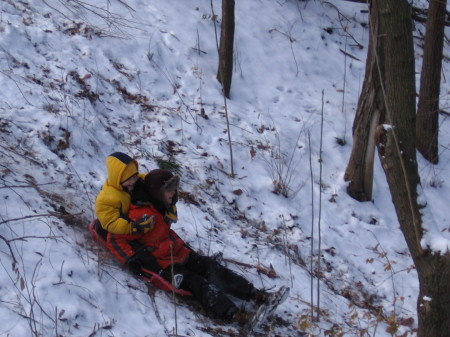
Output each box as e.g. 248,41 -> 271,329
131,214 -> 154,234
127,249 -> 160,276
127,257 -> 144,276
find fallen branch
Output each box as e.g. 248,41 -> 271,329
0,209 -> 82,226
339,48 -> 361,61
224,258 -> 277,279
0,213 -> 59,225
0,182 -> 54,189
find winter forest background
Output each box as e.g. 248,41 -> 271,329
1,0 -> 450,336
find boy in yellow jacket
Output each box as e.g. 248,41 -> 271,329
95,152 -> 153,234
95,152 -> 157,270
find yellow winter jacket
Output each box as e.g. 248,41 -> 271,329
95,152 -> 145,234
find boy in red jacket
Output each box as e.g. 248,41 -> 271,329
127,169 -> 273,323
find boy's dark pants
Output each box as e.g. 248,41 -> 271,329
166,251 -> 257,320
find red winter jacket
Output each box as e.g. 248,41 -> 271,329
128,203 -> 190,269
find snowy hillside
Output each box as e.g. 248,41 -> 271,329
1,0 -> 449,336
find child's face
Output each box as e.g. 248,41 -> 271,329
163,189 -> 176,205
121,174 -> 138,192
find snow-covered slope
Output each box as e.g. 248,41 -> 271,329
1,0 -> 449,336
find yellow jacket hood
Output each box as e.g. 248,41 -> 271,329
95,152 -> 139,234
106,152 -> 138,190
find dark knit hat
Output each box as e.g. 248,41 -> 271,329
145,169 -> 179,197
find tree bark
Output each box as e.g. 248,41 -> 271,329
344,0 -> 385,202
217,0 -> 235,99
340,0 -> 450,27
373,0 -> 450,335
416,0 -> 447,164
377,124 -> 450,337
415,254 -> 450,337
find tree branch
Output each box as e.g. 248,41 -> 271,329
0,213 -> 59,225
0,234 -> 18,264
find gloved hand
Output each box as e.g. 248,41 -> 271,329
127,248 -> 160,277
127,258 -> 144,276
131,214 -> 154,234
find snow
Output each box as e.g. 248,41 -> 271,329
0,0 -> 449,336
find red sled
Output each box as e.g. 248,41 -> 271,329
88,219 -> 192,296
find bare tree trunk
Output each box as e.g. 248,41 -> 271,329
416,254 -> 450,337
373,0 -> 450,335
378,122 -> 450,337
416,0 -> 447,164
217,0 -> 235,99
344,0 -> 385,202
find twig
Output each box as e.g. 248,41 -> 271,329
265,126 -> 304,198
0,213 -> 63,225
223,257 -> 277,279
0,182 -> 53,189
322,1 -> 364,49
0,234 -> 17,264
211,0 -> 235,177
367,230 -> 397,315
316,90 -> 325,322
149,288 -> 171,336
68,162 -> 95,219
8,235 -> 63,242
170,244 -> 178,337
282,216 -> 294,288
147,58 -> 200,135
341,38 -> 349,143
307,131 -> 315,323
268,26 -> 299,76
339,48 -> 361,61
440,109 -> 450,117
0,70 -> 35,106
0,143 -> 45,168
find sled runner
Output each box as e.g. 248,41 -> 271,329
88,219 -> 192,296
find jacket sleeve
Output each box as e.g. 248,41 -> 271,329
95,189 -> 132,235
